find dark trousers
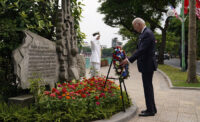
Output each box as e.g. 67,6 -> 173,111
142,72 -> 157,112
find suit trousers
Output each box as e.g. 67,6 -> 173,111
141,72 -> 157,112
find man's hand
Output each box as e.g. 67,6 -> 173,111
120,58 -> 129,67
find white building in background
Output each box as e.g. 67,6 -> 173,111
112,37 -> 122,48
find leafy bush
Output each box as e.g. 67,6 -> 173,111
0,102 -> 37,121
29,77 -> 46,103
0,77 -> 131,121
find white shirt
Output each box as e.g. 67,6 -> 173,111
90,38 -> 101,63
141,26 -> 146,34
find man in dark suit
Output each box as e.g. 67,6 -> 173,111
121,18 -> 157,116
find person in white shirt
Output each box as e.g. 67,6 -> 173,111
90,32 -> 101,77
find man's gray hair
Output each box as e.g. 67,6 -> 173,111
132,18 -> 145,25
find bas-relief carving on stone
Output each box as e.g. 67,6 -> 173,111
13,30 -> 59,89
56,0 -> 85,81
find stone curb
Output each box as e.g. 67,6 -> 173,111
93,101 -> 138,122
157,69 -> 200,90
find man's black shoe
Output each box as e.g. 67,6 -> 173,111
141,109 -> 157,114
141,110 -> 147,113
139,111 -> 155,117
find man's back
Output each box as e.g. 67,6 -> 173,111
129,28 -> 157,73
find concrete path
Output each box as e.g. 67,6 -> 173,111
87,62 -> 200,122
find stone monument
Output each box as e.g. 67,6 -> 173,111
13,30 -> 59,89
12,0 -> 85,90
56,0 -> 85,82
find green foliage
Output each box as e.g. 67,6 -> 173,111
122,39 -> 137,56
102,48 -> 113,57
159,65 -> 200,87
29,76 -> 45,103
71,0 -> 86,47
82,46 -> 91,53
155,32 -> 180,56
98,0 -> 180,32
0,102 -> 37,121
120,28 -> 138,55
167,17 -> 200,59
0,0 -> 58,39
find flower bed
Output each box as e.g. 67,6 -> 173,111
0,77 -> 131,121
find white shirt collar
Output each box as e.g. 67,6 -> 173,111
141,26 -> 146,34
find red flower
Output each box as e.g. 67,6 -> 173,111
76,90 -> 82,94
58,96 -> 62,99
83,87 -> 87,91
81,94 -> 86,98
62,83 -> 67,86
96,101 -> 100,105
68,85 -> 75,90
62,88 -> 67,93
50,93 -> 56,97
69,92 -> 74,95
52,88 -> 56,93
98,77 -> 103,81
95,96 -> 99,100
97,87 -> 102,91
75,83 -> 79,87
44,91 -> 50,95
99,93 -> 105,98
55,90 -> 60,95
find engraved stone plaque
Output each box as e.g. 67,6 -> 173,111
13,30 -> 59,89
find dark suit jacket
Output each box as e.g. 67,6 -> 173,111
128,27 -> 157,73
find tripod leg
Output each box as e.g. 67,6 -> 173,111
119,79 -> 125,112
122,79 -> 130,104
104,60 -> 113,88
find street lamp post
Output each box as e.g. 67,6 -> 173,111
167,1 -> 186,71
181,0 -> 186,71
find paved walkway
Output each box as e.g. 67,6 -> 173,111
87,62 -> 200,122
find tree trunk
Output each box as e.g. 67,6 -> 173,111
187,0 -> 198,83
158,30 -> 166,64
158,17 -> 170,64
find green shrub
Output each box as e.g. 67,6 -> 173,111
0,77 -> 131,121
